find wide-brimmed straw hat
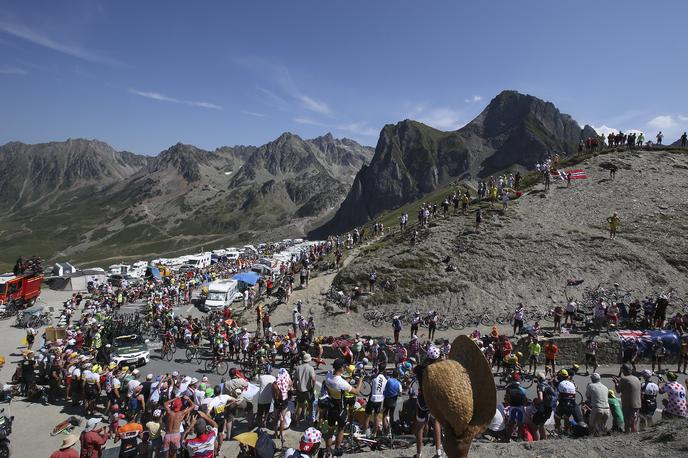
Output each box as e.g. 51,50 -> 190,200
422,335 -> 496,442
60,434 -> 78,449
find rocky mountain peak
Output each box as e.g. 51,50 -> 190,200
311,90 -> 590,237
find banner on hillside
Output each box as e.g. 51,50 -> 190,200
616,329 -> 681,356
550,169 -> 588,181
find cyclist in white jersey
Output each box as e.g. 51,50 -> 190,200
363,372 -> 387,437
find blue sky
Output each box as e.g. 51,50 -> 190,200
1,1 -> 687,154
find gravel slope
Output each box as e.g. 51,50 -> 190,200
333,150 -> 688,322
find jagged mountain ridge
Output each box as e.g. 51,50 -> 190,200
0,138 -> 147,210
0,133 -> 372,267
311,90 -> 593,237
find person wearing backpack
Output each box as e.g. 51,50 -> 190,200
283,427 -> 322,458
529,372 -> 554,440
503,373 -> 527,441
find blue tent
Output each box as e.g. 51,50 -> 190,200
233,271 -> 260,285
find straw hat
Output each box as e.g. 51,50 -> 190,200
422,335 -> 496,443
60,434 -> 78,449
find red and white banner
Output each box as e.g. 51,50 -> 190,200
550,169 -> 588,181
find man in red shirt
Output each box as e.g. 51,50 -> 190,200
50,434 -> 79,458
80,418 -> 109,458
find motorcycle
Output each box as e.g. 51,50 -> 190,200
0,408 -> 14,457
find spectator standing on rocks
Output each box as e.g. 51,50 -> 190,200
512,303 -> 525,336
681,132 -> 687,148
563,299 -> 577,329
586,373 -> 610,435
369,270 -> 377,294
392,315 -> 402,344
656,131 -> 663,145
607,213 -> 620,239
614,363 -> 642,433
475,208 -> 482,233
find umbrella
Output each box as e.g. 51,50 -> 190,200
233,432 -> 258,448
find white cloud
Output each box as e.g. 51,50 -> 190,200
0,21 -> 123,67
678,115 -> 688,122
591,125 -> 619,136
129,89 -> 222,110
591,125 -> 646,137
648,115 -> 676,130
0,65 -> 26,75
417,107 -> 464,130
299,95 -> 332,114
465,95 -> 483,103
336,122 -> 378,137
293,117 -> 327,127
241,110 -> 266,117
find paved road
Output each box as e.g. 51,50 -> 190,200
2,288 -> 678,457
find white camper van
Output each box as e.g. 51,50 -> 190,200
204,279 -> 242,309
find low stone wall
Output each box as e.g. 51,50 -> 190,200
514,333 -> 679,366
319,332 -> 680,366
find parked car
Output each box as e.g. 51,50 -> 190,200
110,334 -> 150,367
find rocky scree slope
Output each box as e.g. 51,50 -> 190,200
333,150 -> 688,318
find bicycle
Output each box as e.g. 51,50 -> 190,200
184,344 -> 202,364
160,339 -> 176,362
204,355 -> 228,376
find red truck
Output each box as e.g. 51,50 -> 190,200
0,273 -> 43,308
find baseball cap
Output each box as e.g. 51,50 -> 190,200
300,427 -> 322,452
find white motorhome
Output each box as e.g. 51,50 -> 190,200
108,264 -> 131,276
204,279 -> 242,308
128,261 -> 148,279
185,252 -> 211,268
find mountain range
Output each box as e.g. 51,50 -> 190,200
1,90 -> 608,268
0,134 -> 372,267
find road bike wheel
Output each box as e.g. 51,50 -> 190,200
496,313 -> 509,325
521,375 -> 534,389
165,347 -> 175,362
185,348 -> 195,362
437,319 -> 450,331
204,359 -> 215,373
216,361 -> 229,376
389,435 -> 415,449
480,315 -> 494,326
371,317 -> 384,328
359,379 -> 372,397
575,390 -> 584,406
450,318 -> 465,330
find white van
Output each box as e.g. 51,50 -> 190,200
204,279 -> 242,309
